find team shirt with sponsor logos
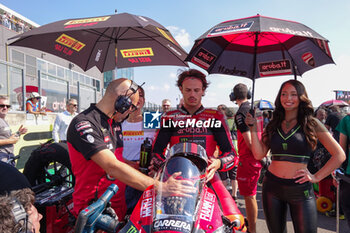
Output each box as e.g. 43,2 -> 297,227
67,104 -> 122,159
121,120 -> 156,161
153,105 -> 235,160
234,101 -> 263,158
66,104 -> 126,219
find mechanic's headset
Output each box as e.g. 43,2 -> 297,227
10,198 -> 30,233
229,86 -> 252,101
114,81 -> 144,114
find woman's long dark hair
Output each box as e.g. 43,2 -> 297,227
262,80 -> 318,150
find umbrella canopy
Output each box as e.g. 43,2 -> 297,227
13,85 -> 38,93
9,13 -> 188,72
254,99 -> 274,110
186,14 -> 334,103
320,99 -> 349,108
13,85 -> 47,96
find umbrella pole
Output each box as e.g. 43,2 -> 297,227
251,79 -> 256,110
251,32 -> 259,110
292,60 -> 297,80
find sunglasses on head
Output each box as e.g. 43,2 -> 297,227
0,104 -> 11,108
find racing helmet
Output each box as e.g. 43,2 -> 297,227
161,156 -> 201,216
166,142 -> 208,174
160,143 -> 208,216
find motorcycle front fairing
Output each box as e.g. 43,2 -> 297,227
119,155 -> 226,233
153,156 -> 202,233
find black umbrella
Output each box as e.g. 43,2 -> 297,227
9,13 -> 188,72
186,15 -> 334,104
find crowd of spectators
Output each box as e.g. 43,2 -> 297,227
0,10 -> 34,33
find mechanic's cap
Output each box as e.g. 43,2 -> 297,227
168,142 -> 208,173
29,92 -> 41,99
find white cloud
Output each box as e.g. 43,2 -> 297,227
163,83 -> 170,91
147,85 -> 157,91
167,26 -> 191,48
169,72 -> 176,79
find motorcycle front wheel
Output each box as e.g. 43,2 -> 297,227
23,141 -> 75,193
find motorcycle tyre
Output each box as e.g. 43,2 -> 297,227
23,142 -> 74,189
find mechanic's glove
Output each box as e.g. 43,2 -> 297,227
149,152 -> 166,173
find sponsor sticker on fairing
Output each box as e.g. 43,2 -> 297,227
153,219 -> 191,233
125,225 -> 137,233
141,197 -> 153,217
199,199 -> 215,221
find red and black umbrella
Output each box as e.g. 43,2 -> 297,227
186,15 -> 334,103
9,13 -> 188,72
320,99 -> 349,108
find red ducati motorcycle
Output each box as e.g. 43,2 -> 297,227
75,142 -> 246,233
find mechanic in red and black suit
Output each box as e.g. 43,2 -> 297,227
67,78 -> 140,220
231,83 -> 264,233
150,69 -> 240,224
67,78 -> 196,221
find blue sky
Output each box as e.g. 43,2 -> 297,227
3,0 -> 350,108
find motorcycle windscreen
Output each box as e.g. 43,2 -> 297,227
153,156 -> 203,233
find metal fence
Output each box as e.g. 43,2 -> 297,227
0,60 -> 97,112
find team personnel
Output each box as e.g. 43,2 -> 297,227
230,83 -> 263,233
0,188 -> 42,233
67,78 -> 195,220
52,98 -> 78,142
217,104 -> 238,200
161,99 -> 171,113
122,87 -> 156,214
150,69 -> 241,225
336,114 -> 350,229
0,95 -> 27,166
